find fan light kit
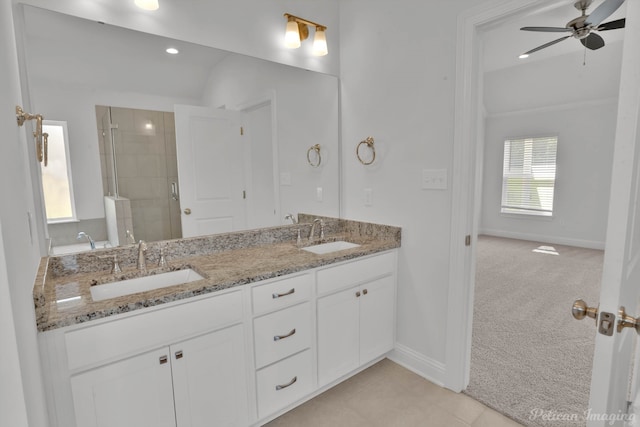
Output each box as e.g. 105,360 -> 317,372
284,13 -> 328,56
519,0 -> 625,58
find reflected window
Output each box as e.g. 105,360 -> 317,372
41,121 -> 77,223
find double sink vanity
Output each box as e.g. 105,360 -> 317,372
34,215 -> 401,427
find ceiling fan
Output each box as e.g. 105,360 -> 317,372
519,0 -> 626,57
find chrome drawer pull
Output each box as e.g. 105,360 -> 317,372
159,355 -> 168,365
175,350 -> 183,360
275,376 -> 297,391
272,288 -> 295,299
273,328 -> 296,341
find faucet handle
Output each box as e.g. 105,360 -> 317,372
99,254 -> 122,274
111,255 -> 122,274
158,247 -> 168,267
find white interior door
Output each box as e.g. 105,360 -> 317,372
587,1 -> 640,424
174,105 -> 246,237
241,101 -> 278,229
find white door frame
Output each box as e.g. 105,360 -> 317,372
233,90 -> 280,227
445,0 -> 564,392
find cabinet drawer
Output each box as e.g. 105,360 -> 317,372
252,273 -> 312,315
317,252 -> 395,295
253,302 -> 311,369
256,349 -> 313,418
65,290 -> 243,371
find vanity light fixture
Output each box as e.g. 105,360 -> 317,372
134,0 -> 159,11
283,13 -> 328,56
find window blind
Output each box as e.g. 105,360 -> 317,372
501,136 -> 557,216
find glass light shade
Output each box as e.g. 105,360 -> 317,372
285,20 -> 301,48
134,0 -> 159,11
312,28 -> 328,56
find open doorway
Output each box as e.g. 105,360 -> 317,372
463,1 -> 624,424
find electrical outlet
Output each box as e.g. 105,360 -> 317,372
364,188 -> 373,206
316,187 -> 323,202
422,169 -> 447,190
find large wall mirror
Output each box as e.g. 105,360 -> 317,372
21,5 -> 340,254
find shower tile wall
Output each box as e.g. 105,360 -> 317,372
107,107 -> 182,243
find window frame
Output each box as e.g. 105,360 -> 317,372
500,135 -> 558,218
41,120 -> 78,224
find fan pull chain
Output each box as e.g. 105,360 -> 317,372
583,45 -> 587,66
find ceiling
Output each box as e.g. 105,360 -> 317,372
482,0 -> 627,72
23,5 -> 230,100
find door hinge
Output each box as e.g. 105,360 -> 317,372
465,235 -> 471,246
243,190 -> 246,199
240,126 -> 244,135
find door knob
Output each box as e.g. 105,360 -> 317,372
183,208 -> 191,215
572,299 -> 598,322
617,306 -> 640,333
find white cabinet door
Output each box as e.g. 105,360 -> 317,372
171,324 -> 249,427
317,287 -> 360,386
70,348 -> 176,427
359,276 -> 395,364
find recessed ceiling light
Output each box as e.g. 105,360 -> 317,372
134,0 -> 159,11
166,47 -> 179,55
519,54 -> 529,59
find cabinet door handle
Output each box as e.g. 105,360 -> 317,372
356,291 -> 361,297
273,328 -> 296,341
272,288 -> 295,299
275,376 -> 297,391
363,289 -> 368,295
159,355 -> 168,365
175,350 -> 183,360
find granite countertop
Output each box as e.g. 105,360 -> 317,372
34,216 -> 401,332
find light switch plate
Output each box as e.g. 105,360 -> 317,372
316,187 -> 323,202
364,188 -> 373,206
422,169 -> 447,190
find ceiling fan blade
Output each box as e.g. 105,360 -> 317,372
580,32 -> 606,50
520,26 -> 572,32
585,0 -> 625,27
521,35 -> 571,56
597,18 -> 626,30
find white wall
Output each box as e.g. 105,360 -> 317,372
484,42 -> 623,115
0,2 -> 48,426
203,54 -> 340,222
480,40 -> 622,249
16,0 -> 340,76
481,102 -> 617,249
339,0 -> 481,382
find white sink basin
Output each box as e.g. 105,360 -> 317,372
302,241 -> 361,255
91,269 -> 204,302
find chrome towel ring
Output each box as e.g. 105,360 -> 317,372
307,144 -> 321,167
356,136 -> 375,165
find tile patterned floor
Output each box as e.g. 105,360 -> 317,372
264,359 -> 523,427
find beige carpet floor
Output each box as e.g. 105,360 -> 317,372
465,235 -> 603,426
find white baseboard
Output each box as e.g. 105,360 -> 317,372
388,343 -> 446,388
479,228 -> 605,250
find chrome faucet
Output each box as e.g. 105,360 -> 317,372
285,213 -> 298,224
308,218 -> 325,242
77,232 -> 95,250
137,240 -> 147,271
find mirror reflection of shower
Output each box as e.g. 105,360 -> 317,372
96,106 -> 182,244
